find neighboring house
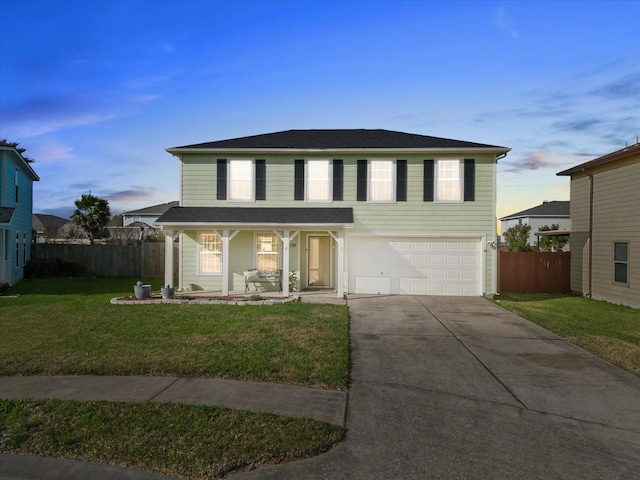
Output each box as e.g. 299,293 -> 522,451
1,143 -> 40,284
156,129 -> 510,298
499,201 -> 570,246
33,213 -> 69,242
123,201 -> 178,226
557,142 -> 640,309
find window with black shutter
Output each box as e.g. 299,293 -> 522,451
294,159 -> 305,200
423,159 -> 434,202
357,160 -> 367,201
216,159 -> 227,200
396,160 -> 407,201
255,159 -> 266,200
333,159 -> 343,201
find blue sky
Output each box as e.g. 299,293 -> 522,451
1,0 -> 638,224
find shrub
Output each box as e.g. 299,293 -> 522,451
0,281 -> 11,296
24,258 -> 86,279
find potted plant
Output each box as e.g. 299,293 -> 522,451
134,281 -> 152,298
161,285 -> 175,299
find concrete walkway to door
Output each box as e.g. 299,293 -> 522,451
232,295 -> 640,480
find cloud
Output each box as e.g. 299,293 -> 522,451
552,118 -> 603,133
24,139 -> 74,164
105,188 -> 161,203
503,151 -> 562,173
495,5 -> 518,38
590,73 -> 640,100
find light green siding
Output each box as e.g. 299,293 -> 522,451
177,152 -> 498,294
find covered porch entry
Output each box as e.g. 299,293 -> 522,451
156,207 -> 353,299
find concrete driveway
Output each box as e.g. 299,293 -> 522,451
233,295 -> 640,480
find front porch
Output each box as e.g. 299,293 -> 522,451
156,207 -> 354,300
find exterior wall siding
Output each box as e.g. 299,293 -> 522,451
568,155 -> 640,308
177,152 -> 498,294
0,149 -> 38,284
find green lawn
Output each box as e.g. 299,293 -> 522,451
0,277 -> 349,478
1,278 -> 349,390
494,292 -> 640,376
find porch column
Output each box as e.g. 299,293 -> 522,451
282,230 -> 290,296
336,230 -> 345,299
222,229 -> 230,296
163,229 -> 174,288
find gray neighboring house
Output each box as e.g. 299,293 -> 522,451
33,214 -> 69,241
123,201 -> 178,227
500,201 -> 570,246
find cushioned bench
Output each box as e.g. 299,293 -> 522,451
244,269 -> 282,293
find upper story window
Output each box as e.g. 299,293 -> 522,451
369,160 -> 394,202
613,242 -> 628,284
229,159 -> 254,201
217,159 -> 265,202
306,159 -> 331,201
423,159 -> 474,203
15,169 -> 20,203
436,160 -> 462,201
199,232 -> 222,274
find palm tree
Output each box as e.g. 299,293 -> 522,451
71,193 -> 111,244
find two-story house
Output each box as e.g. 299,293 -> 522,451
1,143 -> 40,284
156,129 -> 510,298
123,201 -> 178,227
557,142 -> 639,309
500,201 -> 570,246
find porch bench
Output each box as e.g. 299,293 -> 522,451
244,269 -> 282,293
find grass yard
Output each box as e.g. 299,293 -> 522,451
0,277 -> 349,478
494,292 -> 640,376
1,277 -> 349,390
1,398 -> 344,479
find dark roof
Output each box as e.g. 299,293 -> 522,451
0,207 -> 16,223
124,201 -> 179,216
500,201 -> 570,220
33,214 -> 69,231
169,129 -> 509,151
557,142 -> 640,176
157,207 -> 353,225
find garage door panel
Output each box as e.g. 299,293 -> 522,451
350,237 -> 481,296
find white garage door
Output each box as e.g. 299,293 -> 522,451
349,237 -> 482,296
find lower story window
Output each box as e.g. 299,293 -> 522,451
613,242 -> 628,284
199,233 -> 222,273
257,233 -> 279,271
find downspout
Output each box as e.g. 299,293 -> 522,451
582,168 -> 594,297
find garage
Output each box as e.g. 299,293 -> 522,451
349,237 -> 482,296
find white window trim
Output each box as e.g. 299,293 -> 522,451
228,158 -> 255,202
435,158 -> 463,203
254,232 -> 281,271
306,159 -> 332,203
197,231 -> 223,275
368,159 -> 396,203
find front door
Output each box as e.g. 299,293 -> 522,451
308,235 -> 331,287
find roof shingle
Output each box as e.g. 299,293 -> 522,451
169,129 -> 508,151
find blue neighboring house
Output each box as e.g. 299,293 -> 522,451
1,142 -> 40,285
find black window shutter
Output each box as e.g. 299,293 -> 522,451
357,160 -> 367,201
294,159 -> 305,201
423,159 -> 434,202
333,159 -> 343,201
217,159 -> 227,200
396,160 -> 407,201
255,159 -> 266,200
464,159 -> 475,201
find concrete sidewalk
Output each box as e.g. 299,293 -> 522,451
0,375 -> 347,426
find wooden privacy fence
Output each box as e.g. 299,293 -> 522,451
499,251 -> 571,293
32,243 -> 178,278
